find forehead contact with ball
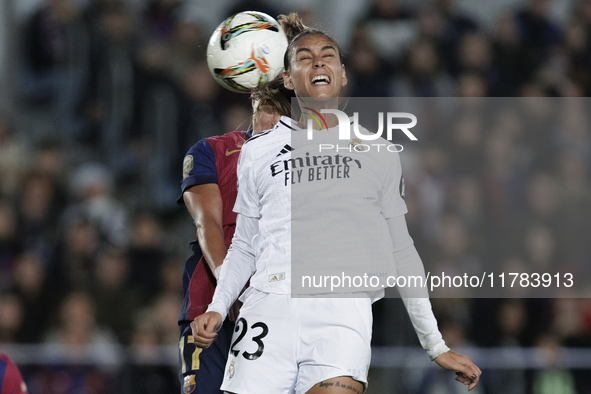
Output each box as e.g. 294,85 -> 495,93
284,31 -> 342,70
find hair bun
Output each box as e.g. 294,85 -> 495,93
278,13 -> 308,42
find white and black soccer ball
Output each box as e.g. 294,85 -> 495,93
206,11 -> 288,93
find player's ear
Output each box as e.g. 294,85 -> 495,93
283,70 -> 294,90
341,64 -> 347,87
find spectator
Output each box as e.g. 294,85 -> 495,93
408,144 -> 452,241
176,61 -> 223,155
44,291 -> 119,363
391,39 -> 455,97
12,252 -> 54,343
491,13 -> 537,96
0,295 -> 24,343
457,72 -> 488,97
168,20 -> 205,82
133,39 -> 181,208
0,199 -> 21,290
15,170 -> 61,263
480,127 -> 523,236
51,215 -> 100,294
446,112 -> 485,175
21,0 -> 90,141
416,4 -> 477,75
83,2 -> 138,169
90,247 -> 141,344
456,33 -> 498,92
0,114 -> 26,198
64,163 -> 129,247
532,334 -> 578,394
128,213 -> 167,302
158,255 -> 184,296
561,20 -> 591,95
128,309 -> 180,393
515,0 -> 562,65
144,0 -> 181,40
150,292 -> 182,346
355,0 -> 416,62
484,299 -> 528,394
20,0 -> 88,103
447,176 -> 488,257
347,25 -> 391,97
434,0 -> 478,38
33,139 -> 68,189
556,150 -> 591,265
554,99 -> 591,165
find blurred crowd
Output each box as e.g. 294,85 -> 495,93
1,0 -> 591,393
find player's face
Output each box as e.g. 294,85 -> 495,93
253,103 -> 281,135
283,34 -> 347,98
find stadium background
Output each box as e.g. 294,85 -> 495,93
1,0 -> 591,392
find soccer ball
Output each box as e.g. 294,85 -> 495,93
206,11 -> 288,93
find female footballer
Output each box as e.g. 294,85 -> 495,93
192,13 -> 481,394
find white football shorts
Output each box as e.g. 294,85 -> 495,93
220,288 -> 372,394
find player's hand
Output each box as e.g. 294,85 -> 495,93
228,299 -> 243,322
191,312 -> 222,349
434,350 -> 481,391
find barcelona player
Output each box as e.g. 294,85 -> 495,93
0,353 -> 28,394
177,79 -> 292,394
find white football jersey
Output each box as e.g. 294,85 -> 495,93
234,116 -> 408,295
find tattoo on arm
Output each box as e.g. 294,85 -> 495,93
318,381 -> 362,393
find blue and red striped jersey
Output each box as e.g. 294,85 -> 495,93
178,130 -> 251,322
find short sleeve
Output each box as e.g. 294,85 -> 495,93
233,143 -> 260,218
177,139 -> 218,204
380,150 -> 408,218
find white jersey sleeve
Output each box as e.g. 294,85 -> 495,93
380,151 -> 408,219
387,216 -> 449,361
233,143 -> 260,218
206,214 -> 258,321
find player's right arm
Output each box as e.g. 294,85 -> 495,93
183,184 -> 227,277
180,139 -> 226,276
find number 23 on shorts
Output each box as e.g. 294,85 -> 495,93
179,335 -> 203,373
231,318 -> 269,360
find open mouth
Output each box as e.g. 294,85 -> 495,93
311,75 -> 331,85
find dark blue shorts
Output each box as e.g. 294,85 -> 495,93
178,318 -> 235,394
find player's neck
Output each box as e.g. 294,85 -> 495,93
296,96 -> 340,129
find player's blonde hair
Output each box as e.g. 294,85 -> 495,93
250,76 -> 294,118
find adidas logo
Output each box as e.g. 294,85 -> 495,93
268,272 -> 286,282
276,144 -> 293,157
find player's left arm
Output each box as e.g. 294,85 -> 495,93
380,150 -> 480,390
387,216 -> 481,391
